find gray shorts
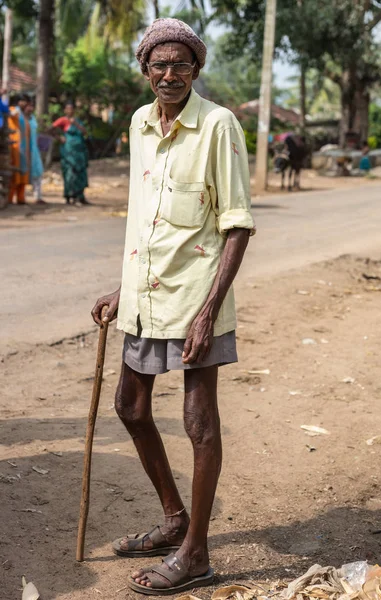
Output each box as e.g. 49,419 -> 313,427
123,331 -> 237,375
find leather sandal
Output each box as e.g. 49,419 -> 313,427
129,553 -> 214,596
112,526 -> 181,558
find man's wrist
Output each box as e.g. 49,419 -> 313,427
200,299 -> 220,324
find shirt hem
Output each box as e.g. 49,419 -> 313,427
117,320 -> 237,339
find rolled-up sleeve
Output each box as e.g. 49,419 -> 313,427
212,123 -> 256,237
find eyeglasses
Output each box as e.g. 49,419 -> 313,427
146,62 -> 196,75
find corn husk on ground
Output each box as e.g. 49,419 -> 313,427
175,565 -> 381,600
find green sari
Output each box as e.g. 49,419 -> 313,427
60,122 -> 88,201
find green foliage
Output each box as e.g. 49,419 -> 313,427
368,136 -> 377,150
210,0 -> 381,138
243,129 -> 257,155
90,119 -> 115,140
280,69 -> 341,120
56,0 -> 94,47
0,0 -> 37,67
0,0 -> 37,18
211,0 -> 381,76
59,32 -> 150,127
61,37 -> 108,101
200,34 -> 261,106
92,0 -> 146,47
163,0 -> 208,36
368,104 -> 381,148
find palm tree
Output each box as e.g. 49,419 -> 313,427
36,0 -> 55,115
36,0 -> 146,116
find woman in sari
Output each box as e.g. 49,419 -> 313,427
52,103 -> 90,205
8,94 -> 31,204
25,101 -> 45,203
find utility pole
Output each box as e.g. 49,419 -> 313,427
2,8 -> 13,99
255,0 -> 277,194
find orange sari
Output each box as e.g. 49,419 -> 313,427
8,107 -> 31,204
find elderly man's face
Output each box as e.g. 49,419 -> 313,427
145,42 -> 200,106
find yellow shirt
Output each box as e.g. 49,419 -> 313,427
117,88 -> 255,339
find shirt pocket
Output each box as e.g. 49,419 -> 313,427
160,175 -> 209,227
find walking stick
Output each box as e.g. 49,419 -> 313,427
76,305 -> 109,562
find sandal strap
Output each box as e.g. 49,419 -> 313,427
163,553 -> 185,572
147,525 -> 167,547
124,526 -> 167,552
147,554 -> 188,589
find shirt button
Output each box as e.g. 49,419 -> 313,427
159,148 -> 165,154
141,293 -> 146,299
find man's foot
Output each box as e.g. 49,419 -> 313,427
113,513 -> 189,557
130,547 -> 213,595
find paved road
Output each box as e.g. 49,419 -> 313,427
2,184 -> 381,353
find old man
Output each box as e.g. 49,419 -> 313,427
92,17 -> 255,596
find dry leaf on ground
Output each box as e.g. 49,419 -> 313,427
212,585 -> 257,600
32,467 -> 49,475
175,595 -> 203,600
366,436 -> 381,446
22,577 -> 40,600
301,426 -> 330,436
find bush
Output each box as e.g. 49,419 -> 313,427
368,103 -> 381,148
368,136 -> 377,150
244,129 -> 257,155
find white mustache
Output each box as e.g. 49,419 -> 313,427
157,83 -> 185,89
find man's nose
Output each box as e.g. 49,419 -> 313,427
162,66 -> 177,82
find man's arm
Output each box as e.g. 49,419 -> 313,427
182,228 -> 250,364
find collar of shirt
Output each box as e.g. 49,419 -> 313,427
138,88 -> 202,135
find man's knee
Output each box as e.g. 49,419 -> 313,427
114,385 -> 152,433
184,408 -> 220,447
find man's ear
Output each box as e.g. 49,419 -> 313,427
144,72 -> 151,82
192,64 -> 200,81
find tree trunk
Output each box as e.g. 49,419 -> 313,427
300,62 -> 307,132
2,9 -> 13,97
353,86 -> 370,144
36,0 -> 55,116
339,69 -> 369,147
153,0 -> 159,19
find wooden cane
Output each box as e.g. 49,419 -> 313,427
76,305 -> 110,562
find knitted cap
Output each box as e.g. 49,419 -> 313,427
136,18 -> 207,75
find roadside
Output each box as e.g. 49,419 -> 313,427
2,253 -> 381,599
1,158 -> 381,230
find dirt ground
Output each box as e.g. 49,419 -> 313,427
2,245 -> 381,599
1,158 -> 380,230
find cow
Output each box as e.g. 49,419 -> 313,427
273,135 -> 308,191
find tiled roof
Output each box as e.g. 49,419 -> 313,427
0,66 -> 36,92
236,100 -> 301,126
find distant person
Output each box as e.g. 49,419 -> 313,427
116,131 -> 129,155
0,88 -> 9,128
8,94 -> 31,204
25,101 -> 45,204
51,102 -> 90,205
359,141 -> 371,172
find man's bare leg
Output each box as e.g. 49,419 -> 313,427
133,365 -> 221,586
115,362 -> 189,548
